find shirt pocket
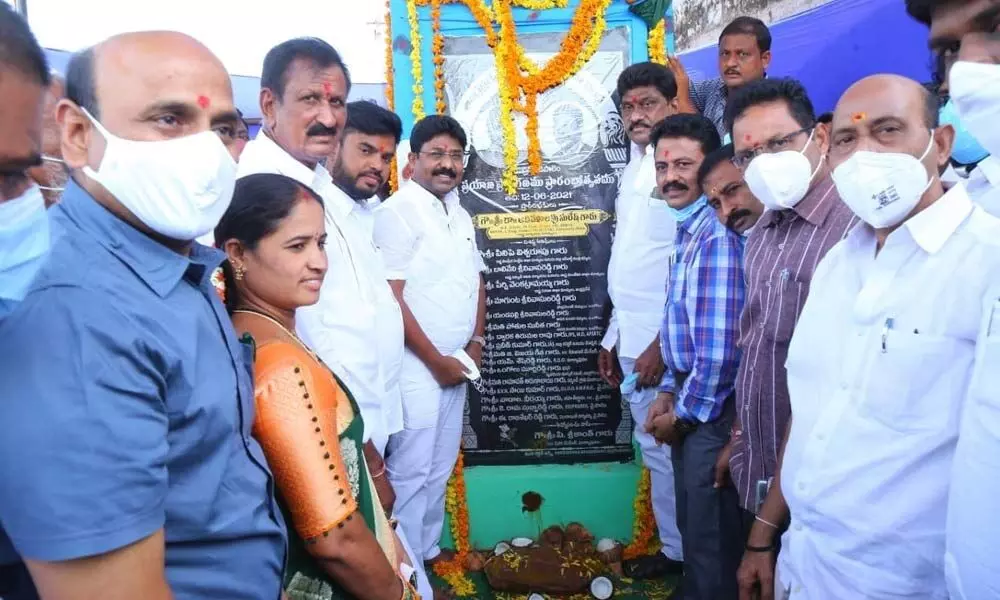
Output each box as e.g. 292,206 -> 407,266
644,200 -> 676,244
762,276 -> 806,344
863,331 -> 972,433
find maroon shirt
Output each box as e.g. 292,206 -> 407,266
729,175 -> 858,511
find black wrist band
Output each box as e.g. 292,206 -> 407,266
744,543 -> 775,553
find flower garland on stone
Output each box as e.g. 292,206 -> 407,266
385,0 -> 400,193
410,0 -> 611,195
623,467 -> 661,560
647,17 -> 667,66
407,0 -> 426,121
433,450 -> 476,596
430,0 -> 448,114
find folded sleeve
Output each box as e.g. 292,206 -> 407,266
252,345 -> 357,539
373,204 -> 418,280
0,287 -> 168,562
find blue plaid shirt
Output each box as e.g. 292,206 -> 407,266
659,199 -> 745,422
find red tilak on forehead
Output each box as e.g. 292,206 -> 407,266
658,149 -> 670,160
197,95 -> 210,108
323,82 -> 333,95
626,94 -> 640,105
852,112 -> 867,123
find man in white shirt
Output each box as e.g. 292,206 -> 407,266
774,73 -> 1000,600
599,62 -> 684,578
237,38 -> 404,506
374,115 -> 487,567
907,2 -> 1000,597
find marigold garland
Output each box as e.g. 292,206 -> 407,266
623,467 -> 662,560
410,0 -> 611,195
647,17 -> 667,66
433,450 -> 476,597
407,0 -> 426,121
430,0 -> 448,114
385,0 -> 400,193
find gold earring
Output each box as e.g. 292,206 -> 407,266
234,265 -> 246,281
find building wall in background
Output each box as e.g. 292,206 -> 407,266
674,0 -> 836,51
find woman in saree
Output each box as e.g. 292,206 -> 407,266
215,173 -> 419,600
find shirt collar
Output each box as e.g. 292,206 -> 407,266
239,132 -> 330,191
975,154 -> 1000,186
325,180 -> 364,222
680,196 -> 713,233
903,184 -> 974,254
402,179 -> 460,213
56,181 -> 222,297
845,184 -> 974,255
757,174 -> 840,229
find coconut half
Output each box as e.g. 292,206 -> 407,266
590,576 -> 614,599
595,538 -> 617,553
511,537 -> 533,548
493,542 -> 511,556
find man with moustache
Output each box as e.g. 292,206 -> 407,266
314,98 -> 436,600
646,114 -> 744,600
718,78 -> 858,599
374,115 -> 487,570
238,40 -> 406,492
907,2 -> 1000,597
669,17 -> 772,137
771,73 -> 1000,600
697,144 -> 763,236
599,61 -> 684,579
0,31 -> 286,599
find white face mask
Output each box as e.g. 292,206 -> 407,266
831,133 -> 936,229
744,129 -> 822,211
949,61 -> 1000,157
81,109 -> 237,241
0,185 -> 49,307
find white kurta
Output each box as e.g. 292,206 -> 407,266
237,134 -> 405,455
602,144 -> 682,561
964,155 -> 1000,217
373,179 -> 485,561
776,185 -> 1000,599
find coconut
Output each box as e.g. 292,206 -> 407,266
541,525 -> 565,548
565,522 -> 594,544
511,537 -> 534,548
493,541 -> 511,556
528,594 -> 546,600
595,538 -> 624,577
590,576 -> 614,599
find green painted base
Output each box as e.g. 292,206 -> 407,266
429,570 -> 678,600
441,460 -> 642,549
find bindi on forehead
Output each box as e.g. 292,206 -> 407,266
197,95 -> 210,109
323,82 -> 333,96
852,112 -> 867,123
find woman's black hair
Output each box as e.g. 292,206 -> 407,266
214,173 -> 324,313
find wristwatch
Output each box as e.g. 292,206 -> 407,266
469,335 -> 487,348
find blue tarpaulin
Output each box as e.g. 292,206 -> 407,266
677,0 -> 933,114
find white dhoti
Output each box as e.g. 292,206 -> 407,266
386,354 -> 467,562
619,356 -> 683,561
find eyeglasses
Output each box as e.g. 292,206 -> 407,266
732,126 -> 813,169
420,150 -> 469,163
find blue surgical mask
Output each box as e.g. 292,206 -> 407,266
656,195 -> 707,222
0,185 -> 50,317
939,99 -> 989,166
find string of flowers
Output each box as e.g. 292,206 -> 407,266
430,0 -> 447,114
623,467 -> 661,560
432,450 -> 476,597
647,17 -> 667,66
511,0 -> 569,8
385,0 -> 400,193
407,0 -> 426,121
406,0 -> 611,193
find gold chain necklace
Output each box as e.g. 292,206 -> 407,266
232,309 -> 318,360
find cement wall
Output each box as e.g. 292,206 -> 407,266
674,0 -> 836,51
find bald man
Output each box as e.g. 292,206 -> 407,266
0,32 -> 286,599
766,74 -> 1000,600
26,74 -> 67,205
